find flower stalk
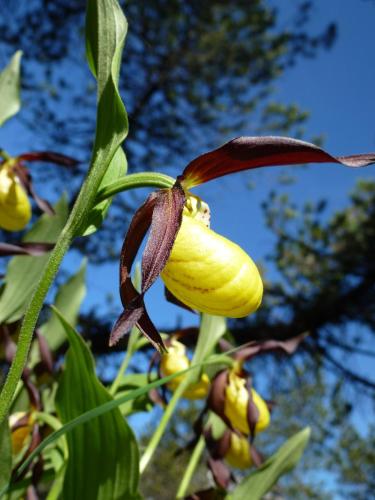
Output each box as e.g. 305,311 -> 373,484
176,435 -> 205,499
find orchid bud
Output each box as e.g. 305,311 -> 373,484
225,432 -> 252,469
160,339 -> 210,400
0,164 -> 31,231
161,195 -> 263,318
9,411 -> 34,456
224,370 -> 270,435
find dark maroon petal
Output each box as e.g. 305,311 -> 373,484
18,151 -> 79,167
113,189 -> 168,351
207,457 -> 231,490
114,183 -> 186,352
12,163 -> 55,215
136,307 -> 167,353
234,333 -> 306,362
207,370 -> 234,430
250,445 -> 263,468
109,308 -> 143,347
0,242 -> 54,257
141,184 -> 185,292
28,183 -> 55,215
119,192 -> 158,307
180,136 -> 375,188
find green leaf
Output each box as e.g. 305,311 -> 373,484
40,259 -> 87,351
0,51 -> 22,127
54,307 -> 140,500
81,147 -> 127,236
228,427 -> 311,500
0,195 -> 69,324
0,418 -> 12,491
85,0 -> 128,155
6,354 -> 231,490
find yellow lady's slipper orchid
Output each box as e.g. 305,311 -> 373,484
225,432 -> 252,469
161,196 -> 263,318
0,164 -> 31,231
224,370 -> 270,435
160,339 -> 210,400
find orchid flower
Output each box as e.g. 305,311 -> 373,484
110,136 -> 375,351
0,150 -> 78,232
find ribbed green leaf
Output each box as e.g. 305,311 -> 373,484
0,196 -> 69,324
0,51 -> 22,126
39,259 -> 87,351
81,147 -> 127,236
54,308 -> 140,500
228,427 -> 311,500
0,418 -> 12,490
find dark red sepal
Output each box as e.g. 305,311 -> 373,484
12,163 -> 54,215
207,370 -> 234,431
180,136 -> 375,188
18,151 -> 79,167
234,333 -> 306,362
142,183 -> 185,292
110,183 -> 186,352
207,457 -> 231,490
0,242 -> 54,257
246,379 -> 259,441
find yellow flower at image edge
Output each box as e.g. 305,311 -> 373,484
161,201 -> 263,318
224,370 -> 270,435
225,432 -> 252,469
9,412 -> 34,456
0,165 -> 31,231
160,339 -> 210,400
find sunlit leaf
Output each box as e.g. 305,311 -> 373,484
54,308 -> 140,500
0,195 -> 69,324
0,51 -> 22,127
80,147 -> 127,236
228,427 -> 311,500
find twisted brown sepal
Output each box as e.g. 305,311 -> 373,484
180,136 -> 375,188
204,427 -> 232,489
233,333 -> 306,363
17,151 -> 79,167
0,242 -> 54,257
12,163 -> 55,215
109,182 -> 186,352
207,370 -> 234,432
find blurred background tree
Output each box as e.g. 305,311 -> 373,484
0,0 -> 335,260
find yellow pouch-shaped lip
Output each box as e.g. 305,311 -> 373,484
0,167 -> 31,231
224,371 -> 270,435
161,214 -> 263,317
160,339 -> 210,400
225,432 -> 252,469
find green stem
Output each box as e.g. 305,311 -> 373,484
176,436 -> 205,499
95,172 -> 175,203
139,373 -> 194,474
